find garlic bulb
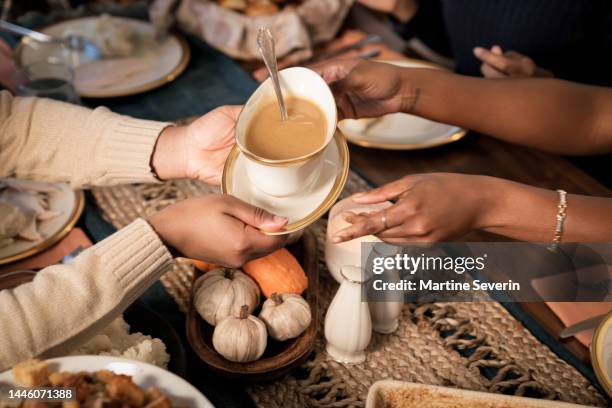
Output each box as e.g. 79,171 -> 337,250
193,268 -> 260,326
259,293 -> 312,341
212,305 -> 267,362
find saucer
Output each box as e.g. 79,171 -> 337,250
222,131 -> 349,235
338,59 -> 466,150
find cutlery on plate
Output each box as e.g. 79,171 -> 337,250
559,314 -> 607,339
307,34 -> 382,64
0,20 -> 102,60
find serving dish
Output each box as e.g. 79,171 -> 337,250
16,16 -> 190,98
0,356 -> 214,408
366,381 -> 594,408
186,228 -> 318,381
0,184 -> 84,266
338,59 -> 466,150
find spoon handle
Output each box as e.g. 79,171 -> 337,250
0,20 -> 53,43
257,27 -> 289,121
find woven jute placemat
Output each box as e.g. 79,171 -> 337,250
91,171 -> 605,408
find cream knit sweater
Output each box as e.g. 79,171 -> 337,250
0,91 -> 175,370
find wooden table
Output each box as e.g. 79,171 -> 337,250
242,26 -> 611,365
348,132 -> 611,363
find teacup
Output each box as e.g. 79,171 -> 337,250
235,67 -> 337,197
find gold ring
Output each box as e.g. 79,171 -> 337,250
381,210 -> 388,229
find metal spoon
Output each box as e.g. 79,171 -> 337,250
256,27 -> 288,121
0,20 -> 102,60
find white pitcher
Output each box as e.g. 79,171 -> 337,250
324,265 -> 372,363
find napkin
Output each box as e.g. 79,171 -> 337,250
0,228 -> 92,275
546,302 -> 612,346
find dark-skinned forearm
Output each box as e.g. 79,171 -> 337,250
482,178 -> 612,242
398,68 -> 612,155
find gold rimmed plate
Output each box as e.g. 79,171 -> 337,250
222,131 -> 349,235
0,184 -> 84,266
338,59 -> 466,150
0,356 -> 214,408
17,16 -> 190,98
591,311 -> 612,398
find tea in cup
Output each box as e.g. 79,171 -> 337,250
235,67 -> 337,197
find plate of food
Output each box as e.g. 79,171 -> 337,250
0,356 -> 213,407
16,15 -> 190,98
338,59 -> 467,150
0,179 -> 84,266
186,228 -> 318,381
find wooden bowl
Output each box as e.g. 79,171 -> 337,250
186,228 -> 319,382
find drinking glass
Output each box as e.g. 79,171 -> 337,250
14,61 -> 80,104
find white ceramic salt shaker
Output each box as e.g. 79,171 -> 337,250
324,265 -> 372,363
367,243 -> 404,334
369,301 -> 403,334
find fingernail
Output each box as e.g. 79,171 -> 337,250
260,216 -> 288,230
353,192 -> 365,198
332,236 -> 342,243
473,47 -> 483,56
273,215 -> 288,224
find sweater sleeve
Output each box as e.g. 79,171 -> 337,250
0,90 -> 172,188
0,219 -> 173,371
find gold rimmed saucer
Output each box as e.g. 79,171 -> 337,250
222,131 -> 349,235
591,311 -> 612,398
338,59 -> 467,150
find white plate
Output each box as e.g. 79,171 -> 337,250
0,356 -> 214,408
591,311 -> 612,398
17,16 -> 190,98
338,59 -> 466,150
222,131 -> 349,235
0,183 -> 84,265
